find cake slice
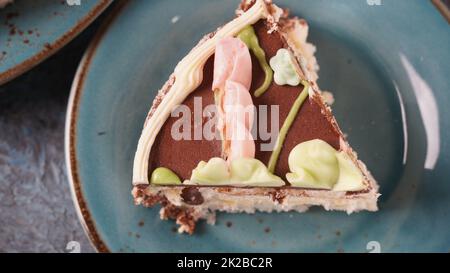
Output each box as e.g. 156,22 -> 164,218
132,0 -> 379,234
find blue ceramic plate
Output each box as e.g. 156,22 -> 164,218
66,0 -> 450,252
0,0 -> 111,85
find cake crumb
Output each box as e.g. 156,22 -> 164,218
171,16 -> 180,24
322,91 -> 335,105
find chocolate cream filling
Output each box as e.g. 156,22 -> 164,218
148,20 -> 341,183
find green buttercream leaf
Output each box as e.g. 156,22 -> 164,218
190,158 -> 230,185
150,167 -> 181,185
333,152 -> 365,191
190,157 -> 284,187
286,139 -> 339,189
286,139 -> 366,191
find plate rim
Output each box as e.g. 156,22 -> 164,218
64,1 -> 129,253
0,0 -> 113,86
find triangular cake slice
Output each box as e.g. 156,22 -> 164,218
132,0 -> 379,234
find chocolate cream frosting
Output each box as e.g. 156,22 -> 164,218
149,20 -> 341,182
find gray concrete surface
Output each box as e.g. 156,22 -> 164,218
0,18 -> 103,253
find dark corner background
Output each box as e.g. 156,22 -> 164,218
0,4 -> 117,253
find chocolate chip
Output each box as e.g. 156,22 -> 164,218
181,187 -> 204,205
